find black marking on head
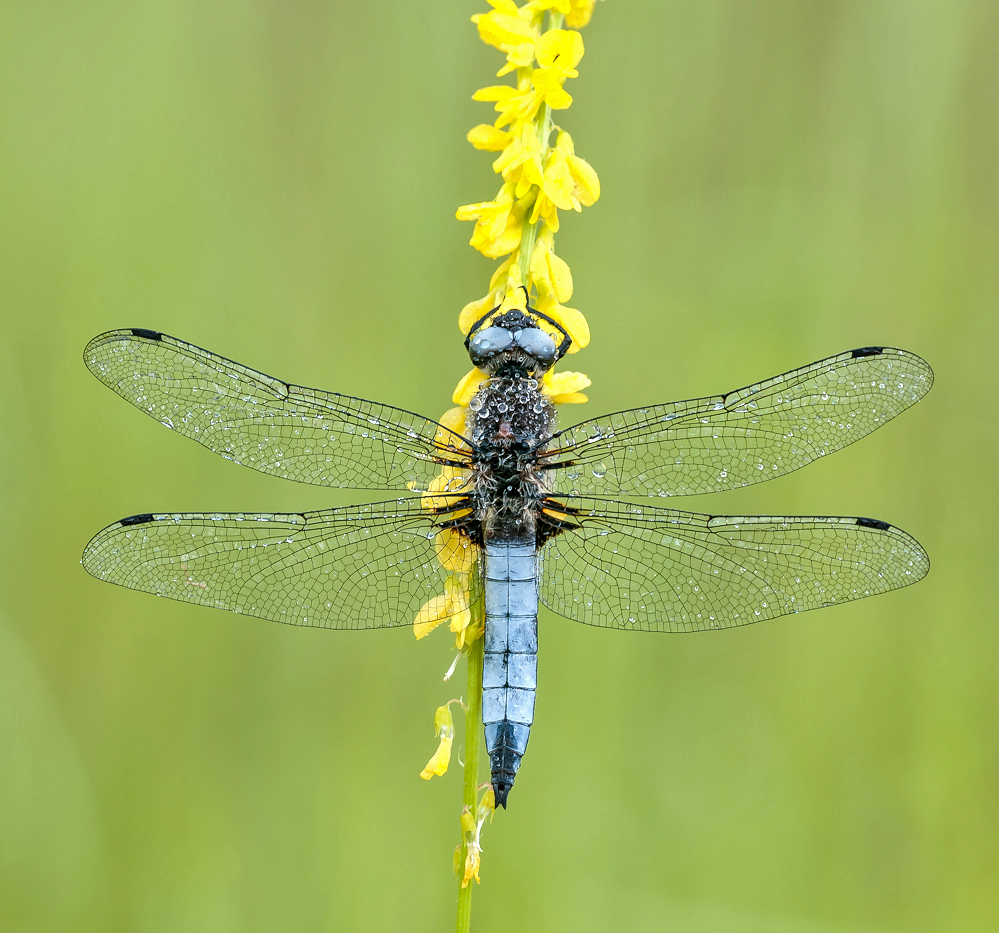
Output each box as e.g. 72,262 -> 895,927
856,517 -> 891,531
120,513 -> 155,526
130,328 -> 163,341
851,346 -> 884,358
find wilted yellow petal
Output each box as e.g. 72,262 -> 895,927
453,367 -> 489,406
462,844 -> 481,888
420,703 -> 455,779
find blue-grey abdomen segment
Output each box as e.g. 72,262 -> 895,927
482,540 -> 538,808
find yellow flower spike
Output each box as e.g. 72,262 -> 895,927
467,124 -> 512,152
420,702 -> 456,780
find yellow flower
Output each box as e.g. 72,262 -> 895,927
413,574 -> 469,639
466,124 -> 512,152
420,703 -> 456,780
452,367 -> 489,406
530,237 -> 573,303
414,574 -> 471,640
437,406 -> 468,437
565,0 -> 597,29
542,368 -> 591,405
473,82 -> 544,129
492,122 -> 544,197
556,130 -> 601,205
472,1 -> 538,57
534,28 -> 584,79
436,529 -> 476,575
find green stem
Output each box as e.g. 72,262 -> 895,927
456,567 -> 484,933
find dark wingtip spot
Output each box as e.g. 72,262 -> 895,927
857,517 -> 891,531
120,513 -> 155,526
130,328 -> 163,341
851,346 -> 884,358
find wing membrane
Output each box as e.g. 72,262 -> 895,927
540,348 -> 932,497
82,499 -> 481,630
84,329 -> 472,492
539,497 -> 928,633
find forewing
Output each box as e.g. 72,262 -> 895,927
539,497 -> 928,633
84,329 -> 472,492
540,348 -> 932,497
82,500 -> 481,630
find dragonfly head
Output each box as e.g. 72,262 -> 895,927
466,304 -> 571,378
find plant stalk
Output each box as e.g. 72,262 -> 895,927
455,569 -> 485,932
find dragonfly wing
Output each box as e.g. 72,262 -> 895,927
82,499 -> 481,631
538,497 -> 928,633
84,329 -> 472,492
540,347 -> 932,497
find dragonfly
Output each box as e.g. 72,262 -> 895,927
82,313 -> 932,806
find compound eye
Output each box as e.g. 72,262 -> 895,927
513,326 -> 557,362
468,325 -> 513,365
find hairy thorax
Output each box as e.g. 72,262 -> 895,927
466,377 -> 556,541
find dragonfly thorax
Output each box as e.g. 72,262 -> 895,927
467,376 -> 555,541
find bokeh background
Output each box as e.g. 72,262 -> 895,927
2,2 -> 997,930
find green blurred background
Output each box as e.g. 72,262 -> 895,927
2,1 -> 996,930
